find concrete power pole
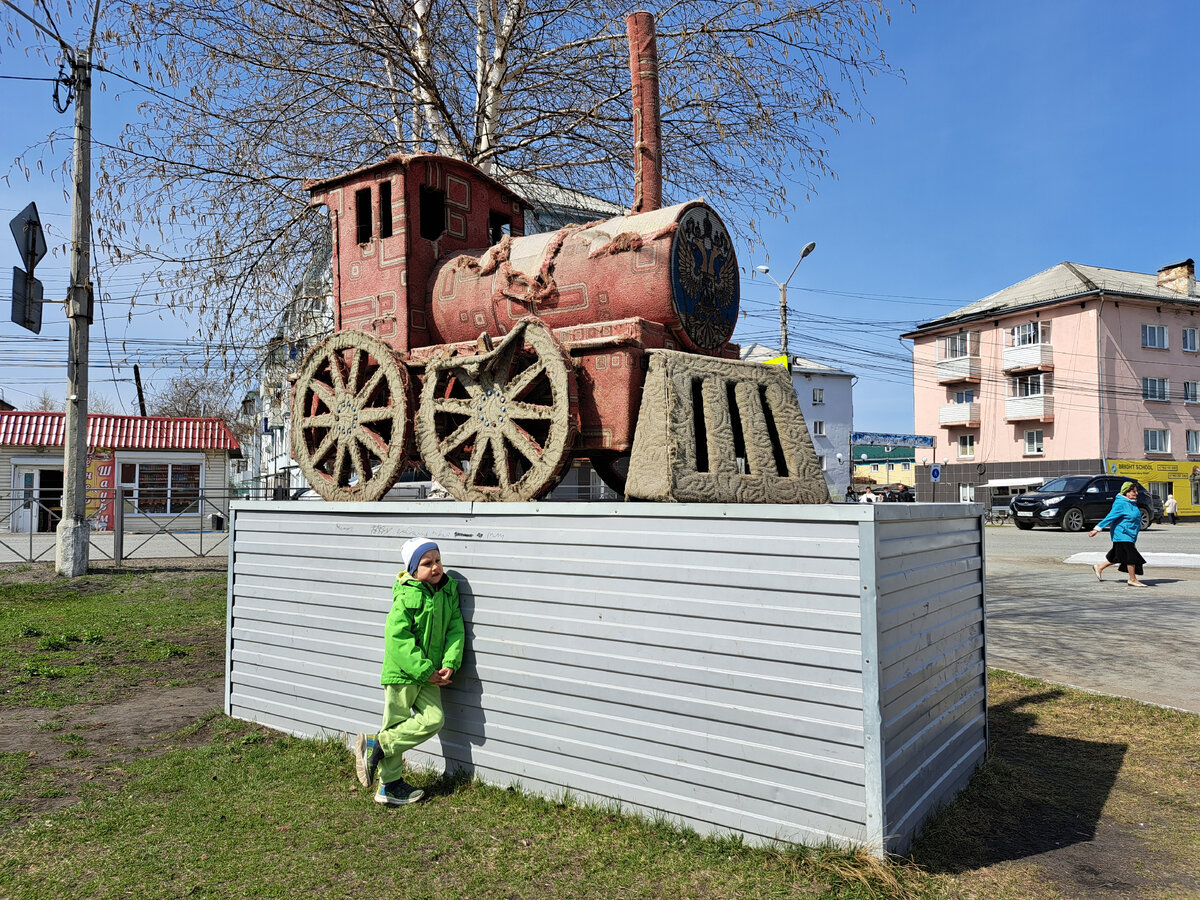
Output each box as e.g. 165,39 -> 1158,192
56,46 -> 93,577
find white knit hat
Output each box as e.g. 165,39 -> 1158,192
401,537 -> 439,575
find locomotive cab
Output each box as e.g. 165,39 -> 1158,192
304,154 -> 528,353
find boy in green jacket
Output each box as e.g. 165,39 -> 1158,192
354,537 -> 466,805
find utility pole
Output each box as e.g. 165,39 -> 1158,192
755,241 -> 816,374
56,46 -> 94,578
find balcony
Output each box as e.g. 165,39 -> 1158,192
1005,395 -> 1054,422
937,356 -> 981,384
1002,342 -> 1054,373
939,402 -> 980,427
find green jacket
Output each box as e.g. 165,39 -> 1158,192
381,572 -> 465,685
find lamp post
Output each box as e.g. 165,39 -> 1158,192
755,240 -> 816,373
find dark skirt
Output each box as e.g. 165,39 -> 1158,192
1106,541 -> 1145,575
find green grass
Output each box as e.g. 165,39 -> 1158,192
0,569 -> 226,708
0,721 -> 931,900
1,567 -> 1197,899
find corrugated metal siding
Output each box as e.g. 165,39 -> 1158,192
875,506 -> 987,854
226,502 -> 985,853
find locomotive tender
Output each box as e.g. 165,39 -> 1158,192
291,11 -> 827,504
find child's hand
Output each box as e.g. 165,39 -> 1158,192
429,667 -> 454,686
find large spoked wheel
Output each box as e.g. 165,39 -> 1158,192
417,319 -> 578,502
291,330 -> 410,502
589,451 -> 631,498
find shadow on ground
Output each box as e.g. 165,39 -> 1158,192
912,689 -> 1126,870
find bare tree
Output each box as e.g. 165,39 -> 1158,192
32,389 -> 61,412
6,0 -> 906,372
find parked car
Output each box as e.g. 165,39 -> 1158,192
1009,475 -> 1158,532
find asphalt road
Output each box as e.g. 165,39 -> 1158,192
984,521 -> 1200,713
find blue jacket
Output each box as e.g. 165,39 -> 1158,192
1095,495 -> 1141,543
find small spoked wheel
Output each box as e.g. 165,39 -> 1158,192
291,330 -> 410,501
417,319 -> 578,502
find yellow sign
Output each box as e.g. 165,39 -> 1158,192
1108,459 -> 1200,515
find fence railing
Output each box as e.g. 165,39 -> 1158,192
0,489 -> 237,564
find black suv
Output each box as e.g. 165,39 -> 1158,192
1009,475 -> 1159,532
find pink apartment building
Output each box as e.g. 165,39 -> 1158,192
903,259 -> 1200,515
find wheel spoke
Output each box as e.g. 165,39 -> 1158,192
332,438 -> 348,484
432,397 -> 477,416
328,352 -> 347,394
301,413 -> 335,428
492,435 -> 511,489
506,400 -> 554,420
490,334 -> 523,386
356,427 -> 389,458
311,431 -> 337,466
505,361 -> 546,399
310,381 -> 336,409
357,406 -> 398,423
466,439 -> 488,488
349,440 -> 370,484
439,417 -> 481,454
357,366 -> 385,403
503,421 -> 541,463
347,348 -> 363,395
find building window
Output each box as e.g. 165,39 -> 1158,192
959,483 -> 976,502
1010,372 -> 1050,397
957,434 -> 975,459
1187,430 -> 1200,455
811,420 -> 825,436
812,388 -> 824,405
870,464 -> 880,472
1143,377 -> 1170,401
1142,324 -> 1168,349
818,455 -> 827,471
1184,328 -> 1198,353
1025,429 -> 1044,455
1010,321 -> 1051,346
901,462 -> 911,471
953,389 -> 975,404
119,462 -> 202,515
1144,428 -> 1170,454
1185,381 -> 1200,403
941,332 -> 978,359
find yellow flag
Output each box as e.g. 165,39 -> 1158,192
761,354 -> 788,366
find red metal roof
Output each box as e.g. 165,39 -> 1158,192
0,412 -> 242,454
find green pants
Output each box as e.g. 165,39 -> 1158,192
378,682 -> 444,785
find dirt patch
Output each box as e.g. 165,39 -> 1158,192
0,681 -> 226,825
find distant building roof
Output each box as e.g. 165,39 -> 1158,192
739,342 -> 854,377
0,412 -> 241,456
905,260 -> 1200,335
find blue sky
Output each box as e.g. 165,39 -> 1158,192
3,0 -> 1200,430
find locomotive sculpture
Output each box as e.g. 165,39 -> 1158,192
291,11 -> 828,505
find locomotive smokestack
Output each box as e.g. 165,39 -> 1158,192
627,11 -> 663,213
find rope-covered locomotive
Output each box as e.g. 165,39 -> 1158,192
291,11 -> 828,504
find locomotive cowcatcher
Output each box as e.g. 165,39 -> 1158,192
291,12 -> 826,504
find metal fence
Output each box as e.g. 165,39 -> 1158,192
0,488 -> 235,564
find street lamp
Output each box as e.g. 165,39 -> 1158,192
755,240 -> 816,373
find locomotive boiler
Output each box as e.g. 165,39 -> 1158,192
291,11 -> 828,505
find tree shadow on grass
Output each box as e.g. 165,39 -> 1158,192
910,688 -> 1128,872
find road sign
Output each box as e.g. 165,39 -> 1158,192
929,464 -> 941,483
9,203 -> 47,273
10,267 -> 43,334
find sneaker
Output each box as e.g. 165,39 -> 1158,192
354,733 -> 379,788
375,779 -> 424,806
